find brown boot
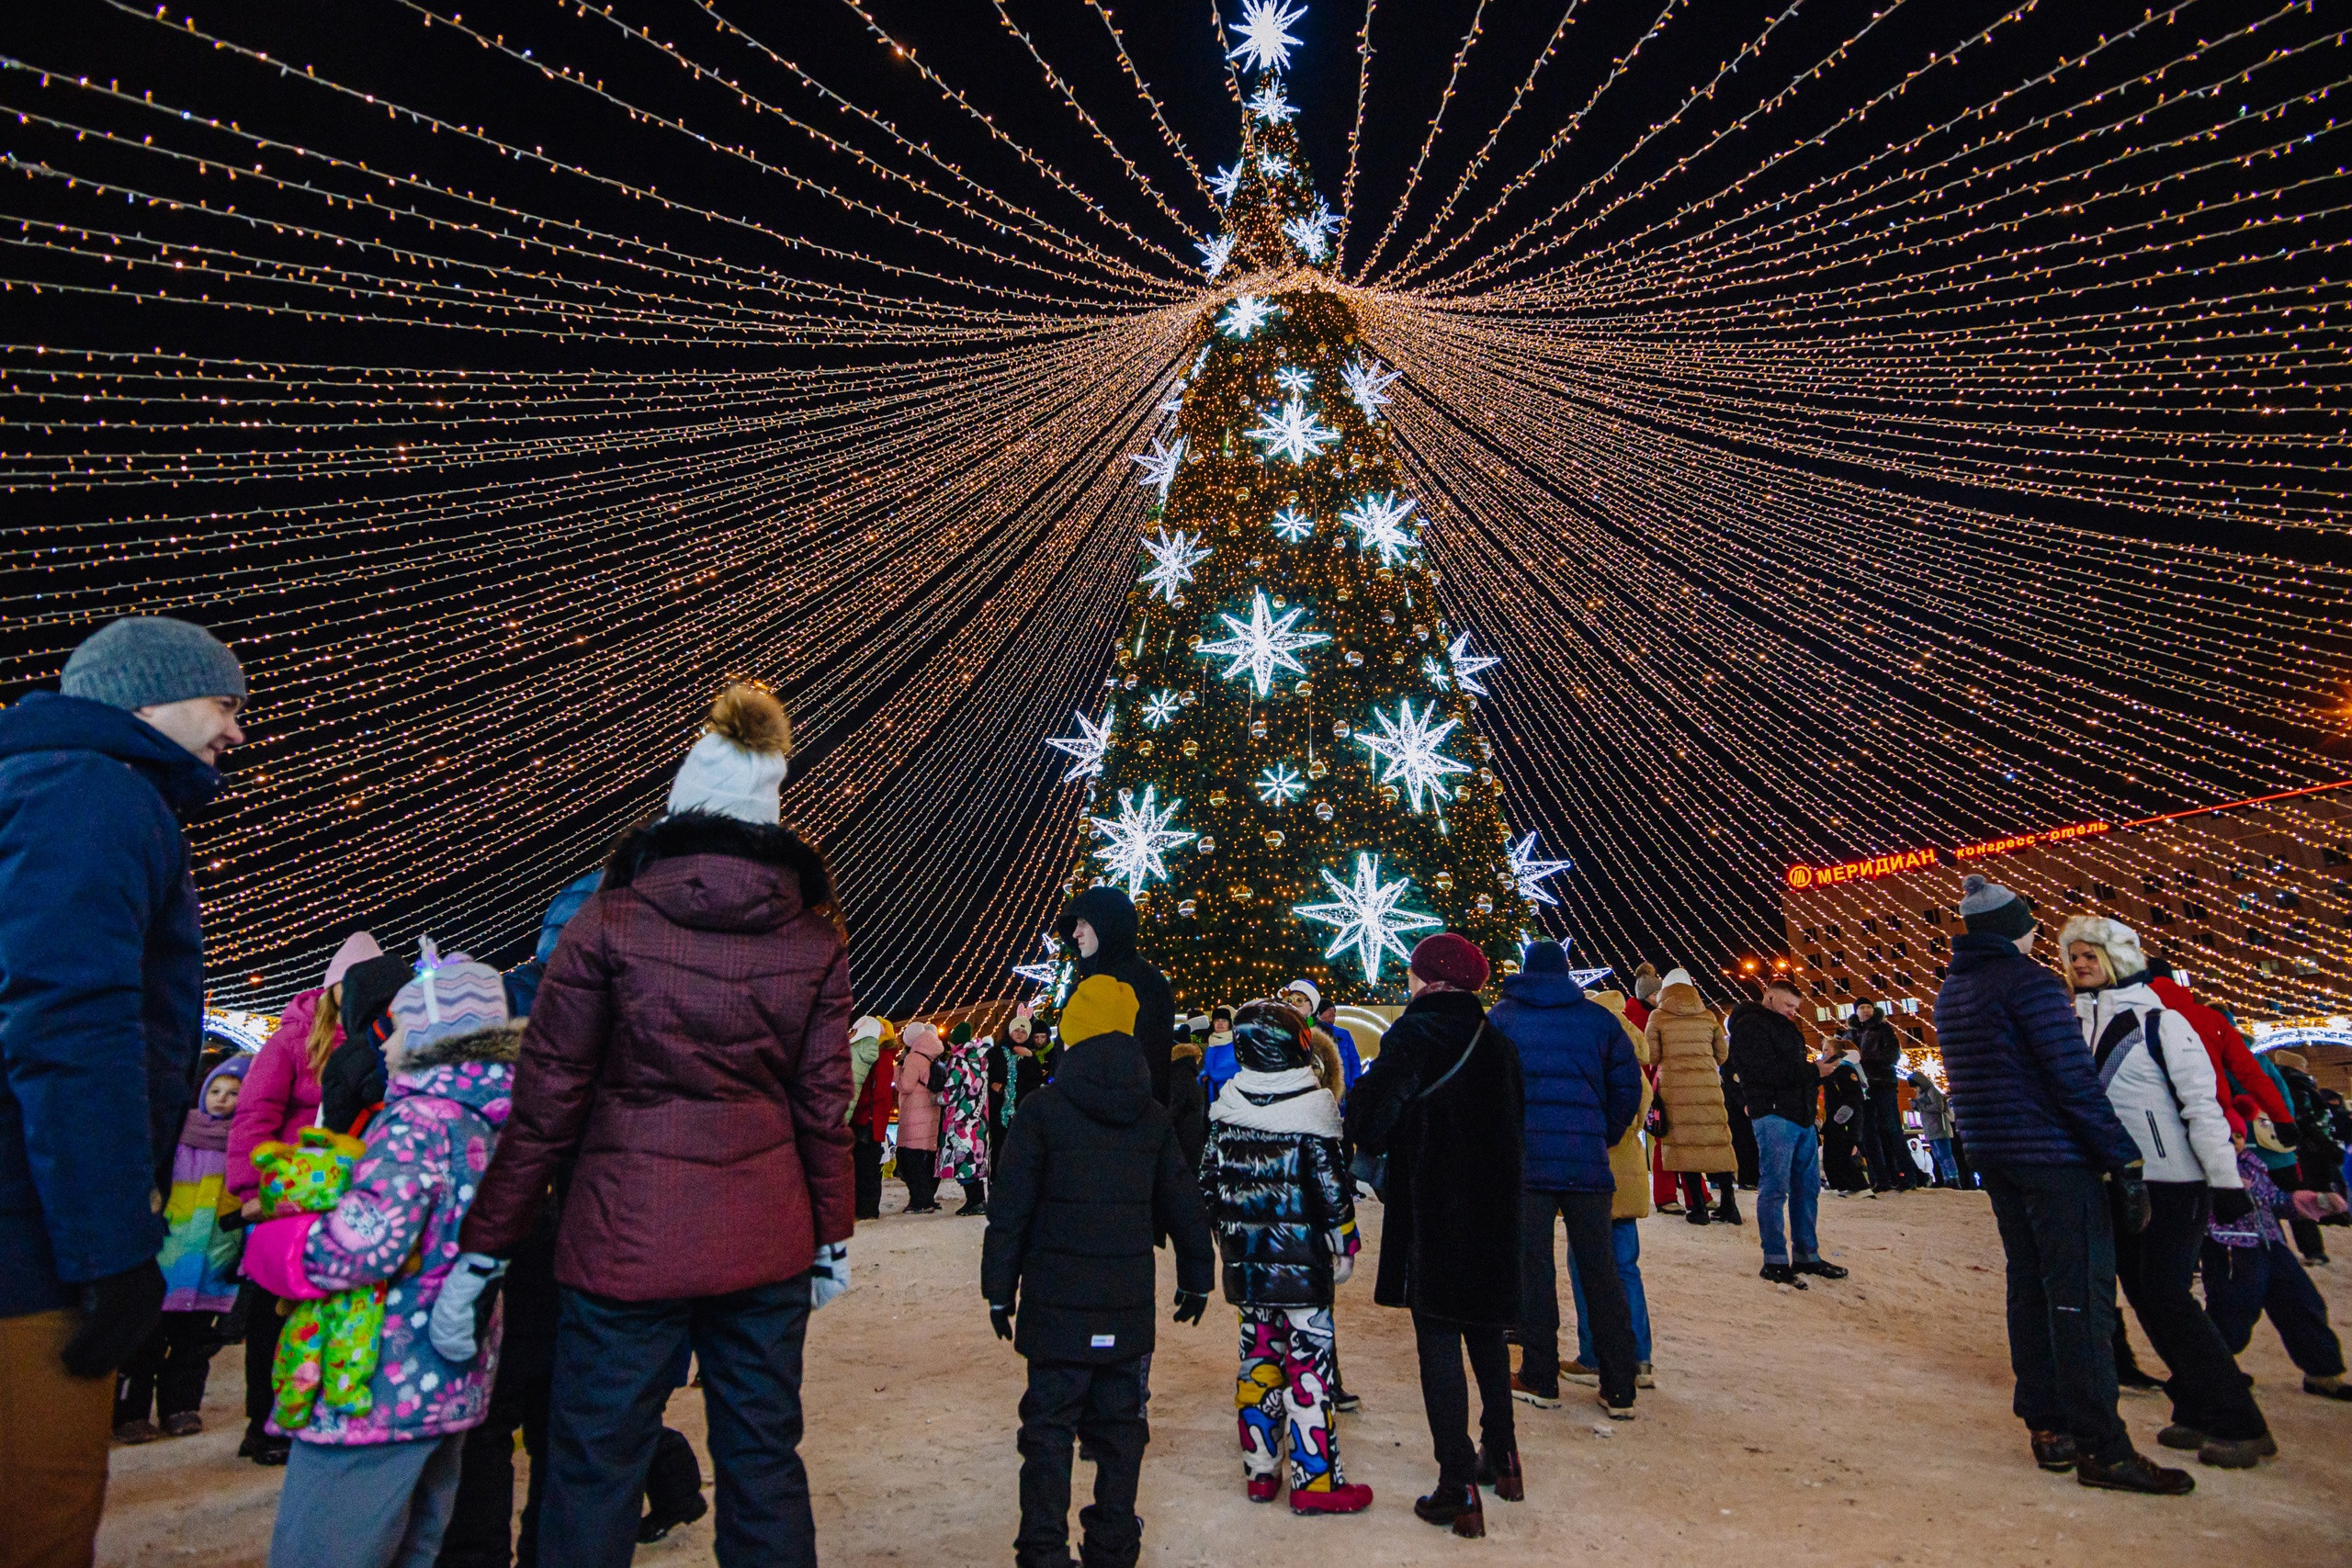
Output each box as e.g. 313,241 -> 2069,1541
1476,1443 -> 1524,1502
1413,1481 -> 1485,1537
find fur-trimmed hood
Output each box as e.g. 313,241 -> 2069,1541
385,1020 -> 522,1126
1210,1066 -> 1340,1136
387,1018 -> 524,1076
603,810 -> 837,934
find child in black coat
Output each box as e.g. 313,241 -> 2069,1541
1201,1002 -> 1370,1515
983,976 -> 1215,1568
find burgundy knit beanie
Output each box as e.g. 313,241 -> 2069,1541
1409,932 -> 1490,992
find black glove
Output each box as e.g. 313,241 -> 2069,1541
2210,1187 -> 2256,1224
61,1259 -> 165,1380
1171,1289 -> 1209,1326
2113,1171 -> 2153,1236
989,1303 -> 1014,1342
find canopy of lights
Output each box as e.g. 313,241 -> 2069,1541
4,0 -> 2346,1017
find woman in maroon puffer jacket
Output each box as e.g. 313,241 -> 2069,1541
461,684 -> 854,1567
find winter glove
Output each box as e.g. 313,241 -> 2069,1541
2209,1187 -> 2256,1225
2113,1170 -> 2154,1235
1171,1289 -> 1209,1326
809,1243 -> 850,1310
428,1253 -> 508,1362
2292,1189 -> 2348,1224
989,1303 -> 1015,1342
60,1259 -> 165,1380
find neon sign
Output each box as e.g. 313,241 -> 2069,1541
1955,820 -> 2110,860
1785,847 -> 1939,889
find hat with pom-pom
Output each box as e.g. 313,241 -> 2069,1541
1959,874 -> 2037,940
668,682 -> 794,824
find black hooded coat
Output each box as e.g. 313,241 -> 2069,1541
1057,886 -> 1176,1105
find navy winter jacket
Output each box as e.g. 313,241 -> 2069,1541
1488,971 -> 1642,1193
1934,931 -> 2140,1172
0,693 -> 218,1316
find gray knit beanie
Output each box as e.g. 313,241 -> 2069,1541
60,616 -> 245,712
1959,874 -> 2036,940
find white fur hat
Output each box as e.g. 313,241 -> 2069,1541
666,683 -> 792,825
1659,966 -> 1696,991
2057,914 -> 2147,983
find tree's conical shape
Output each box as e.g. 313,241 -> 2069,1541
1050,47 -> 1546,1010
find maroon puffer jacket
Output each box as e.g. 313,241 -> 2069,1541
463,814 -> 854,1301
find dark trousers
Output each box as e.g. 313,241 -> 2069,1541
1016,1357 -> 1148,1568
1678,1171 -> 1739,1213
1861,1094 -> 1913,1190
1980,1165 -> 2131,1461
1411,1314 -> 1514,1489
436,1371 -> 550,1568
853,1130 -> 884,1220
238,1280 -> 286,1444
2115,1180 -> 2267,1442
2275,1162 -> 2331,1260
899,1147 -> 940,1211
114,1310 -> 221,1425
1517,1190 -> 1636,1403
1821,1121 -> 1866,1191
1723,1068 -> 1759,1187
540,1275 -> 813,1568
2201,1239 -> 2346,1379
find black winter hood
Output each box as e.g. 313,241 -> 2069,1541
605,810 -> 835,913
0,690 -> 220,818
1050,1031 -> 1153,1128
1058,884 -> 1138,965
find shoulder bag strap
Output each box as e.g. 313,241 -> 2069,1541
1416,1021 -> 1487,1101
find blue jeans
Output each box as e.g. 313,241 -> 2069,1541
1753,1114 -> 1822,1267
1928,1138 -> 1960,1186
541,1274 -> 814,1568
1570,1218 -> 1652,1363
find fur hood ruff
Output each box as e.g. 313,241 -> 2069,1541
387,1019 -> 526,1077
1210,1067 -> 1340,1137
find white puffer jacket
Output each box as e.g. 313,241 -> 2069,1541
2075,980 -> 2240,1188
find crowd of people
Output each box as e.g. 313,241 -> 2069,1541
2,616 -> 2348,1568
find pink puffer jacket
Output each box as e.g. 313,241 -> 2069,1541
894,1026 -> 944,1152
227,988 -> 333,1201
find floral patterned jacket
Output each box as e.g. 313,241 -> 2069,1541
285,1021 -> 522,1446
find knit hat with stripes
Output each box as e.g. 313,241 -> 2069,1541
389,937 -> 509,1054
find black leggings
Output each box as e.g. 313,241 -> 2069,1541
899,1147 -> 940,1211
1412,1314 -> 1514,1487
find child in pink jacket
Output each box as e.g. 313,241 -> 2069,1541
895,1021 -> 944,1213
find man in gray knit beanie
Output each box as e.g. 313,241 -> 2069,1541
0,614 -> 248,1559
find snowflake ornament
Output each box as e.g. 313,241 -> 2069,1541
1283,200 -> 1340,263
1256,762 -> 1306,806
1247,80 -> 1298,124
1200,588 -> 1330,698
1210,161 -> 1244,203
1220,295 -> 1282,339
1271,506 -> 1315,542
1046,708 -> 1114,783
1227,0 -> 1308,74
1090,785 -> 1196,896
1249,397 -> 1341,465
1340,355 -> 1400,420
1295,852 -> 1444,985
1507,830 -> 1574,908
1141,689 -> 1182,728
1355,698 -> 1472,814
1131,435 -> 1185,501
1138,526 -> 1212,603
1197,233 -> 1236,279
1340,491 -> 1419,565
1274,366 -> 1314,394
1447,631 -> 1500,696
1259,152 -> 1292,179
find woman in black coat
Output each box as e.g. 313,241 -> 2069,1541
988,1009 -> 1047,1173
1344,935 -> 1523,1539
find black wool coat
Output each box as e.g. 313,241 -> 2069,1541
1344,988 -> 1523,1326
981,1030 -> 1214,1364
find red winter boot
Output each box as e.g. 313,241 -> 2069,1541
1246,1472 -> 1281,1504
1291,1482 -> 1374,1516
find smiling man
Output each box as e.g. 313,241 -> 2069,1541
0,615 -> 245,1565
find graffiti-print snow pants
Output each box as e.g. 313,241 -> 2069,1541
1236,1304 -> 1342,1493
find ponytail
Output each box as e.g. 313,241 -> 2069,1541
304,982 -> 344,1079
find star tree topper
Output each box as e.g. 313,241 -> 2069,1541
1295,852 -> 1444,985
1200,587 -> 1330,698
1091,784 -> 1196,895
1227,0 -> 1307,74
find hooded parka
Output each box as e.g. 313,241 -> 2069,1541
1645,980 -> 1735,1173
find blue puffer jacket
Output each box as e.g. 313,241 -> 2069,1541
1934,931 -> 2139,1172
1488,970 -> 1642,1193
0,693 -> 218,1315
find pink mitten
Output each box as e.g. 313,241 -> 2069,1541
2290,1190 -> 2347,1224
241,1213 -> 329,1301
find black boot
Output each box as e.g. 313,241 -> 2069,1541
1414,1481 -> 1485,1538
956,1179 -> 988,1217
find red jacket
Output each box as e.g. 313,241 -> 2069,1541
2147,976 -> 2290,1125
464,818 -> 855,1301
853,1042 -> 897,1139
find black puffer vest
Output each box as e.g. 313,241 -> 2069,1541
1204,1067 -> 1354,1307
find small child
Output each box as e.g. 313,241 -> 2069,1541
116,1054 -> 252,1441
2203,1094 -> 2352,1401
1201,1002 -> 1372,1514
240,944 -> 523,1568
983,975 -> 1214,1568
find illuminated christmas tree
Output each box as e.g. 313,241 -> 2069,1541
1043,1 -> 1552,1010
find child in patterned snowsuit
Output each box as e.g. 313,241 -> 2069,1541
1201,1001 -> 1371,1515
940,1021 -> 994,1215
240,944 -> 522,1568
